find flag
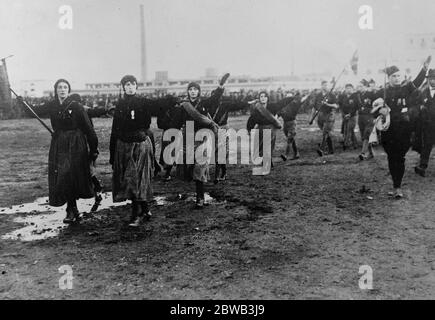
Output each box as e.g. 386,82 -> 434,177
0,59 -> 12,118
350,50 -> 359,75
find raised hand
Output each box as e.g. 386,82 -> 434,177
424,55 -> 432,69
219,73 -> 230,86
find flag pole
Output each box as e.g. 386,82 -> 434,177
9,87 -> 54,135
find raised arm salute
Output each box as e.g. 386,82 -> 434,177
373,56 -> 431,198
110,75 -> 157,227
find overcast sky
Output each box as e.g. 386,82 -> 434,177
1,0 -> 435,87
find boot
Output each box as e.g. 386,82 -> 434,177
91,176 -> 103,193
140,202 -> 152,221
90,193 -> 103,212
128,201 -> 141,226
64,200 -> 80,224
63,206 -> 75,224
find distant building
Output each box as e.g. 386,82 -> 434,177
42,72 -> 332,96
19,80 -> 53,98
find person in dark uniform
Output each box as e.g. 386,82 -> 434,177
414,69 -> 435,177
68,93 -> 107,212
338,84 -> 360,151
373,56 -> 430,198
277,92 -> 303,160
358,79 -> 377,160
309,80 -> 339,156
110,75 -> 174,227
47,79 -> 98,223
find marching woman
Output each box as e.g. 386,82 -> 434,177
110,75 -> 173,227
175,76 -> 229,208
47,79 -> 99,223
247,91 -> 292,173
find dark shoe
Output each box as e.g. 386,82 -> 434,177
90,194 -> 103,212
280,154 -> 287,161
414,166 -> 426,177
71,206 -> 81,223
63,209 -> 75,224
358,153 -> 366,161
317,149 -> 324,157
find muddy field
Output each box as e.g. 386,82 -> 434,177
1,114 -> 435,300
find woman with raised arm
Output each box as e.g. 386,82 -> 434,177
247,91 -> 291,172
174,76 -> 229,208
110,75 -> 174,227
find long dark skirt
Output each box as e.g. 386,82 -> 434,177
112,138 -> 154,202
48,129 -> 94,206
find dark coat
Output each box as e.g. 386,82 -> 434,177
47,99 -> 98,206
338,92 -> 360,117
277,95 -> 302,121
375,67 -> 426,144
413,87 -> 435,150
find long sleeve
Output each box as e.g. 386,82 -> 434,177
202,87 -> 224,110
253,103 -> 281,128
76,105 -> 98,154
182,102 -> 215,128
412,67 -> 427,89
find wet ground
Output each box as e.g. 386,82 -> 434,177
1,115 -> 435,299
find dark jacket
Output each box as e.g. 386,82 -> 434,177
277,95 -> 302,121
47,99 -> 98,155
338,92 -> 360,117
375,67 -> 426,124
314,91 -> 337,114
109,94 -> 162,164
358,90 -> 377,116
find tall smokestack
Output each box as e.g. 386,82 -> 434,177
140,4 -> 147,82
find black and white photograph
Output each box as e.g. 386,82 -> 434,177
1,0 -> 435,304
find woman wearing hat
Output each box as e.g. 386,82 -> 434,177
175,77 -> 229,208
46,79 -> 99,223
247,91 -> 295,172
372,56 -> 431,198
110,75 -> 175,226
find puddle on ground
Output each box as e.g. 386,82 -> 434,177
0,192 -> 128,242
1,192 -> 221,242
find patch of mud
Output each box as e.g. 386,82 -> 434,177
1,192 -> 224,242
